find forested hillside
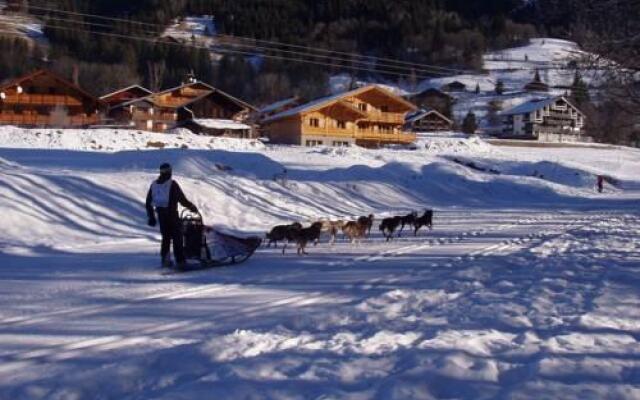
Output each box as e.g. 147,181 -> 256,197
1,0 -> 535,101
0,0 -> 636,108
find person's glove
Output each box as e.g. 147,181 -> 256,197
148,216 -> 157,227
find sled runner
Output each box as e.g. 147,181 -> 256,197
165,210 -> 262,273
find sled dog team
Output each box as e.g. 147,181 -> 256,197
266,210 -> 434,255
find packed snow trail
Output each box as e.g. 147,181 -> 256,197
2,211 -> 639,399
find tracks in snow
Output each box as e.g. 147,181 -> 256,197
0,210 -> 613,368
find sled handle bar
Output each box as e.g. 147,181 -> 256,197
180,208 -> 203,221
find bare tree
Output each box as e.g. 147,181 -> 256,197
576,1 -> 640,108
147,60 -> 166,92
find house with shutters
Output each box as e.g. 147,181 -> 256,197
261,85 -> 418,147
501,96 -> 587,142
0,69 -> 103,127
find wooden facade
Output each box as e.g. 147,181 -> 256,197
405,109 -> 453,132
405,88 -> 454,118
262,85 -> 418,148
0,69 -> 103,127
108,81 -> 256,133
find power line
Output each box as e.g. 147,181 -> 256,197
26,3 -> 478,76
6,16 -> 462,80
31,14 -> 457,77
0,21 -> 446,81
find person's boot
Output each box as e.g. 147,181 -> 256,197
176,260 -> 187,270
161,256 -> 173,268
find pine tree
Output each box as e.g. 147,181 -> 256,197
570,70 -> 590,106
462,111 -> 478,135
533,69 -> 542,83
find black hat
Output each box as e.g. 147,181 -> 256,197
159,163 -> 172,174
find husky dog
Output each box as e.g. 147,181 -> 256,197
266,222 -> 302,248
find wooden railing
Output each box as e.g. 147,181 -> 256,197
132,111 -> 177,122
302,126 -> 416,143
1,94 -> 83,107
0,114 -> 100,126
355,131 -> 416,143
365,112 -> 405,124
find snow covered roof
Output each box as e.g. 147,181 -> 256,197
263,85 -> 416,123
417,75 -> 497,94
501,96 -> 584,116
258,97 -> 300,114
116,81 -> 256,111
99,85 -> 152,100
406,108 -> 453,124
191,119 -> 251,130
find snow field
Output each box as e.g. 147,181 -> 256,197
0,126 -> 639,399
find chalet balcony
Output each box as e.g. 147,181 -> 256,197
132,111 -> 177,122
528,125 -> 581,136
302,126 -> 416,143
364,112 -> 405,124
546,113 -> 573,121
1,94 -> 83,107
154,98 -> 192,107
0,114 -> 99,126
356,131 -> 416,143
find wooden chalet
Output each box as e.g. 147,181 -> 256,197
110,81 -> 256,135
405,108 -> 453,132
0,69 -> 103,127
405,88 -> 454,118
501,96 -> 587,142
100,85 -> 152,108
261,85 -> 418,148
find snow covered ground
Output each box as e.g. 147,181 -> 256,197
1,127 -> 639,399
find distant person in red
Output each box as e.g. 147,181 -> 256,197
146,163 -> 198,268
597,175 -> 604,193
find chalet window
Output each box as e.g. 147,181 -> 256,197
379,125 -> 392,133
332,141 -> 350,147
358,103 -> 367,112
305,139 -> 323,147
380,105 -> 389,113
308,118 -> 320,127
336,120 -> 346,129
49,88 -> 56,94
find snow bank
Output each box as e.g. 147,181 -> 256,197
0,126 -> 265,152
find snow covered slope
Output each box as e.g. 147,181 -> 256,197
1,127 -> 639,399
380,38 -> 604,125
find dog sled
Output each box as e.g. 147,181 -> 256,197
165,210 -> 262,273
